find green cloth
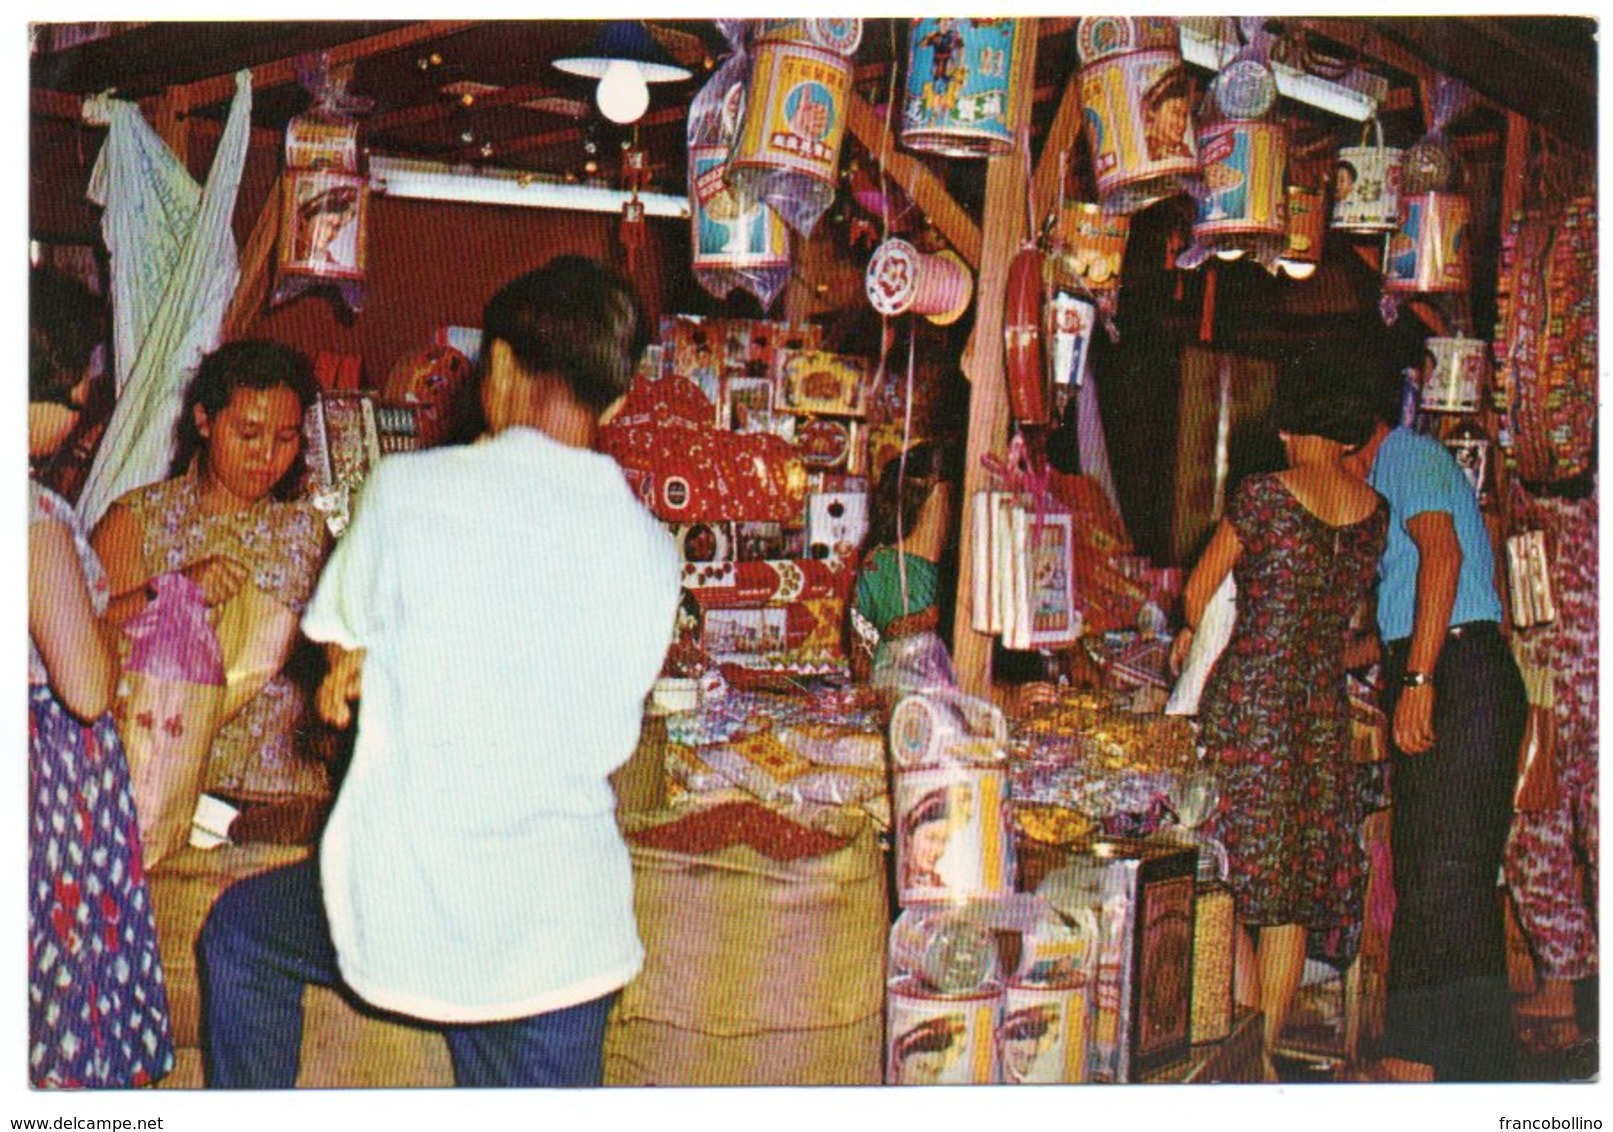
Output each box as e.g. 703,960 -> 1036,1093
854,546 -> 939,634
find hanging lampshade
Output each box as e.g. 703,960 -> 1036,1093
553,20 -> 693,125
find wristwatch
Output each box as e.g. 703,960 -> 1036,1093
1401,670 -> 1432,688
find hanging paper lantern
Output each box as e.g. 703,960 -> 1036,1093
1052,203 -> 1131,292
902,19 -> 1024,158
865,238 -> 974,325
1276,185 -> 1326,279
1189,117 -> 1290,269
728,38 -> 853,237
1332,119 -> 1403,233
1420,336 -> 1489,414
1046,291 -> 1098,392
1075,16 -> 1198,214
690,143 -> 791,275
1383,191 -> 1470,294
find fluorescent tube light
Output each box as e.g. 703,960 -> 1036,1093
369,155 -> 690,219
1178,19 -> 1385,121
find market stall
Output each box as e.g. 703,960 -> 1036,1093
28,15 -> 1596,1089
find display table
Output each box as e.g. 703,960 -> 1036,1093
1145,1007 -> 1264,1084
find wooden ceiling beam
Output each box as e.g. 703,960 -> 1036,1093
161,21 -> 479,113
368,79 -> 558,134
444,103 -> 687,164
844,88 -> 982,269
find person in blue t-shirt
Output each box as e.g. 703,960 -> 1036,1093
1343,368 -> 1526,1082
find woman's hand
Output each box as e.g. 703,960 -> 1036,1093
1169,627 -> 1194,677
317,646 -> 365,729
183,555 -> 250,607
1342,628 -> 1381,670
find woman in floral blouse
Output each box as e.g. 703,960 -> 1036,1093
93,341 -> 331,827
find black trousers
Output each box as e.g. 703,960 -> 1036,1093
1381,621 -> 1526,1080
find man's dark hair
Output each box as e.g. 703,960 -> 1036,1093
30,270 -> 108,405
481,255 -> 648,413
170,339 -> 320,501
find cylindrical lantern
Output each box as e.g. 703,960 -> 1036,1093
756,17 -> 863,56
729,39 -> 853,235
865,238 -> 974,325
689,144 -> 790,273
1332,119 -> 1403,233
894,764 -> 1015,906
1052,203 -> 1131,291
1046,292 -> 1098,389
1193,119 -> 1289,243
887,976 -> 1003,1085
1076,17 -> 1197,214
1420,336 -> 1490,414
1277,184 -> 1326,278
1004,246 -> 1048,426
902,19 -> 1024,158
1383,191 -> 1471,293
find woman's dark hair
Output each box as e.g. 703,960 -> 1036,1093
30,270 -> 108,406
481,255 -> 648,413
869,441 -> 958,549
1270,348 -> 1377,448
170,340 -> 319,501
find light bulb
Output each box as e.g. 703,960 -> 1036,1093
1214,247 -> 1247,261
1279,259 -> 1318,279
596,59 -> 649,125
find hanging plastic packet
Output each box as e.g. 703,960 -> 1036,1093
1381,74 -> 1475,323
688,20 -> 792,309
1177,21 -> 1288,274
727,19 -> 857,238
272,54 -> 373,313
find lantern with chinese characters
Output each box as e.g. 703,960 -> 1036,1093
902,19 -> 1024,158
728,38 -> 853,237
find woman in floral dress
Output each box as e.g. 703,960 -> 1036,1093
1172,365 -> 1386,1078
28,270 -> 174,1087
92,341 -> 330,830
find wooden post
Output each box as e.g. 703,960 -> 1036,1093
150,87 -> 192,169
951,19 -> 1038,699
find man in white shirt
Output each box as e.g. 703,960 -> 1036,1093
199,256 -> 680,1087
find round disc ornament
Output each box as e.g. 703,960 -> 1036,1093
1213,58 -> 1278,120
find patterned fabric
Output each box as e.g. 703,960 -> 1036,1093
1504,489 -> 1598,979
1200,475 -> 1387,929
30,484 -> 110,683
29,479 -> 174,1088
115,471 -> 328,801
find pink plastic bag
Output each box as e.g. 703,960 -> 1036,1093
117,572 -> 226,868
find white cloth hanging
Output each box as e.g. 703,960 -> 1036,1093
1074,353 -> 1120,512
76,71 -> 253,531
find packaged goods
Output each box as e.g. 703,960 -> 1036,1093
887,977 -> 1003,1085
1000,980 -> 1090,1083
894,764 -> 1016,906
1038,839 -> 1198,1080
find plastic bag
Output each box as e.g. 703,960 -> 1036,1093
687,20 -> 792,309
872,630 -> 957,699
117,572 -> 226,869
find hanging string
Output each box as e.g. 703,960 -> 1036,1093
896,327 -> 918,616
1019,122 -> 1038,248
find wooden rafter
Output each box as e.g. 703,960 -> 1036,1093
162,20 -> 479,112
843,90 -> 982,270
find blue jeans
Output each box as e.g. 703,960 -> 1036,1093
197,857 -> 617,1088
1381,622 -> 1525,1080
